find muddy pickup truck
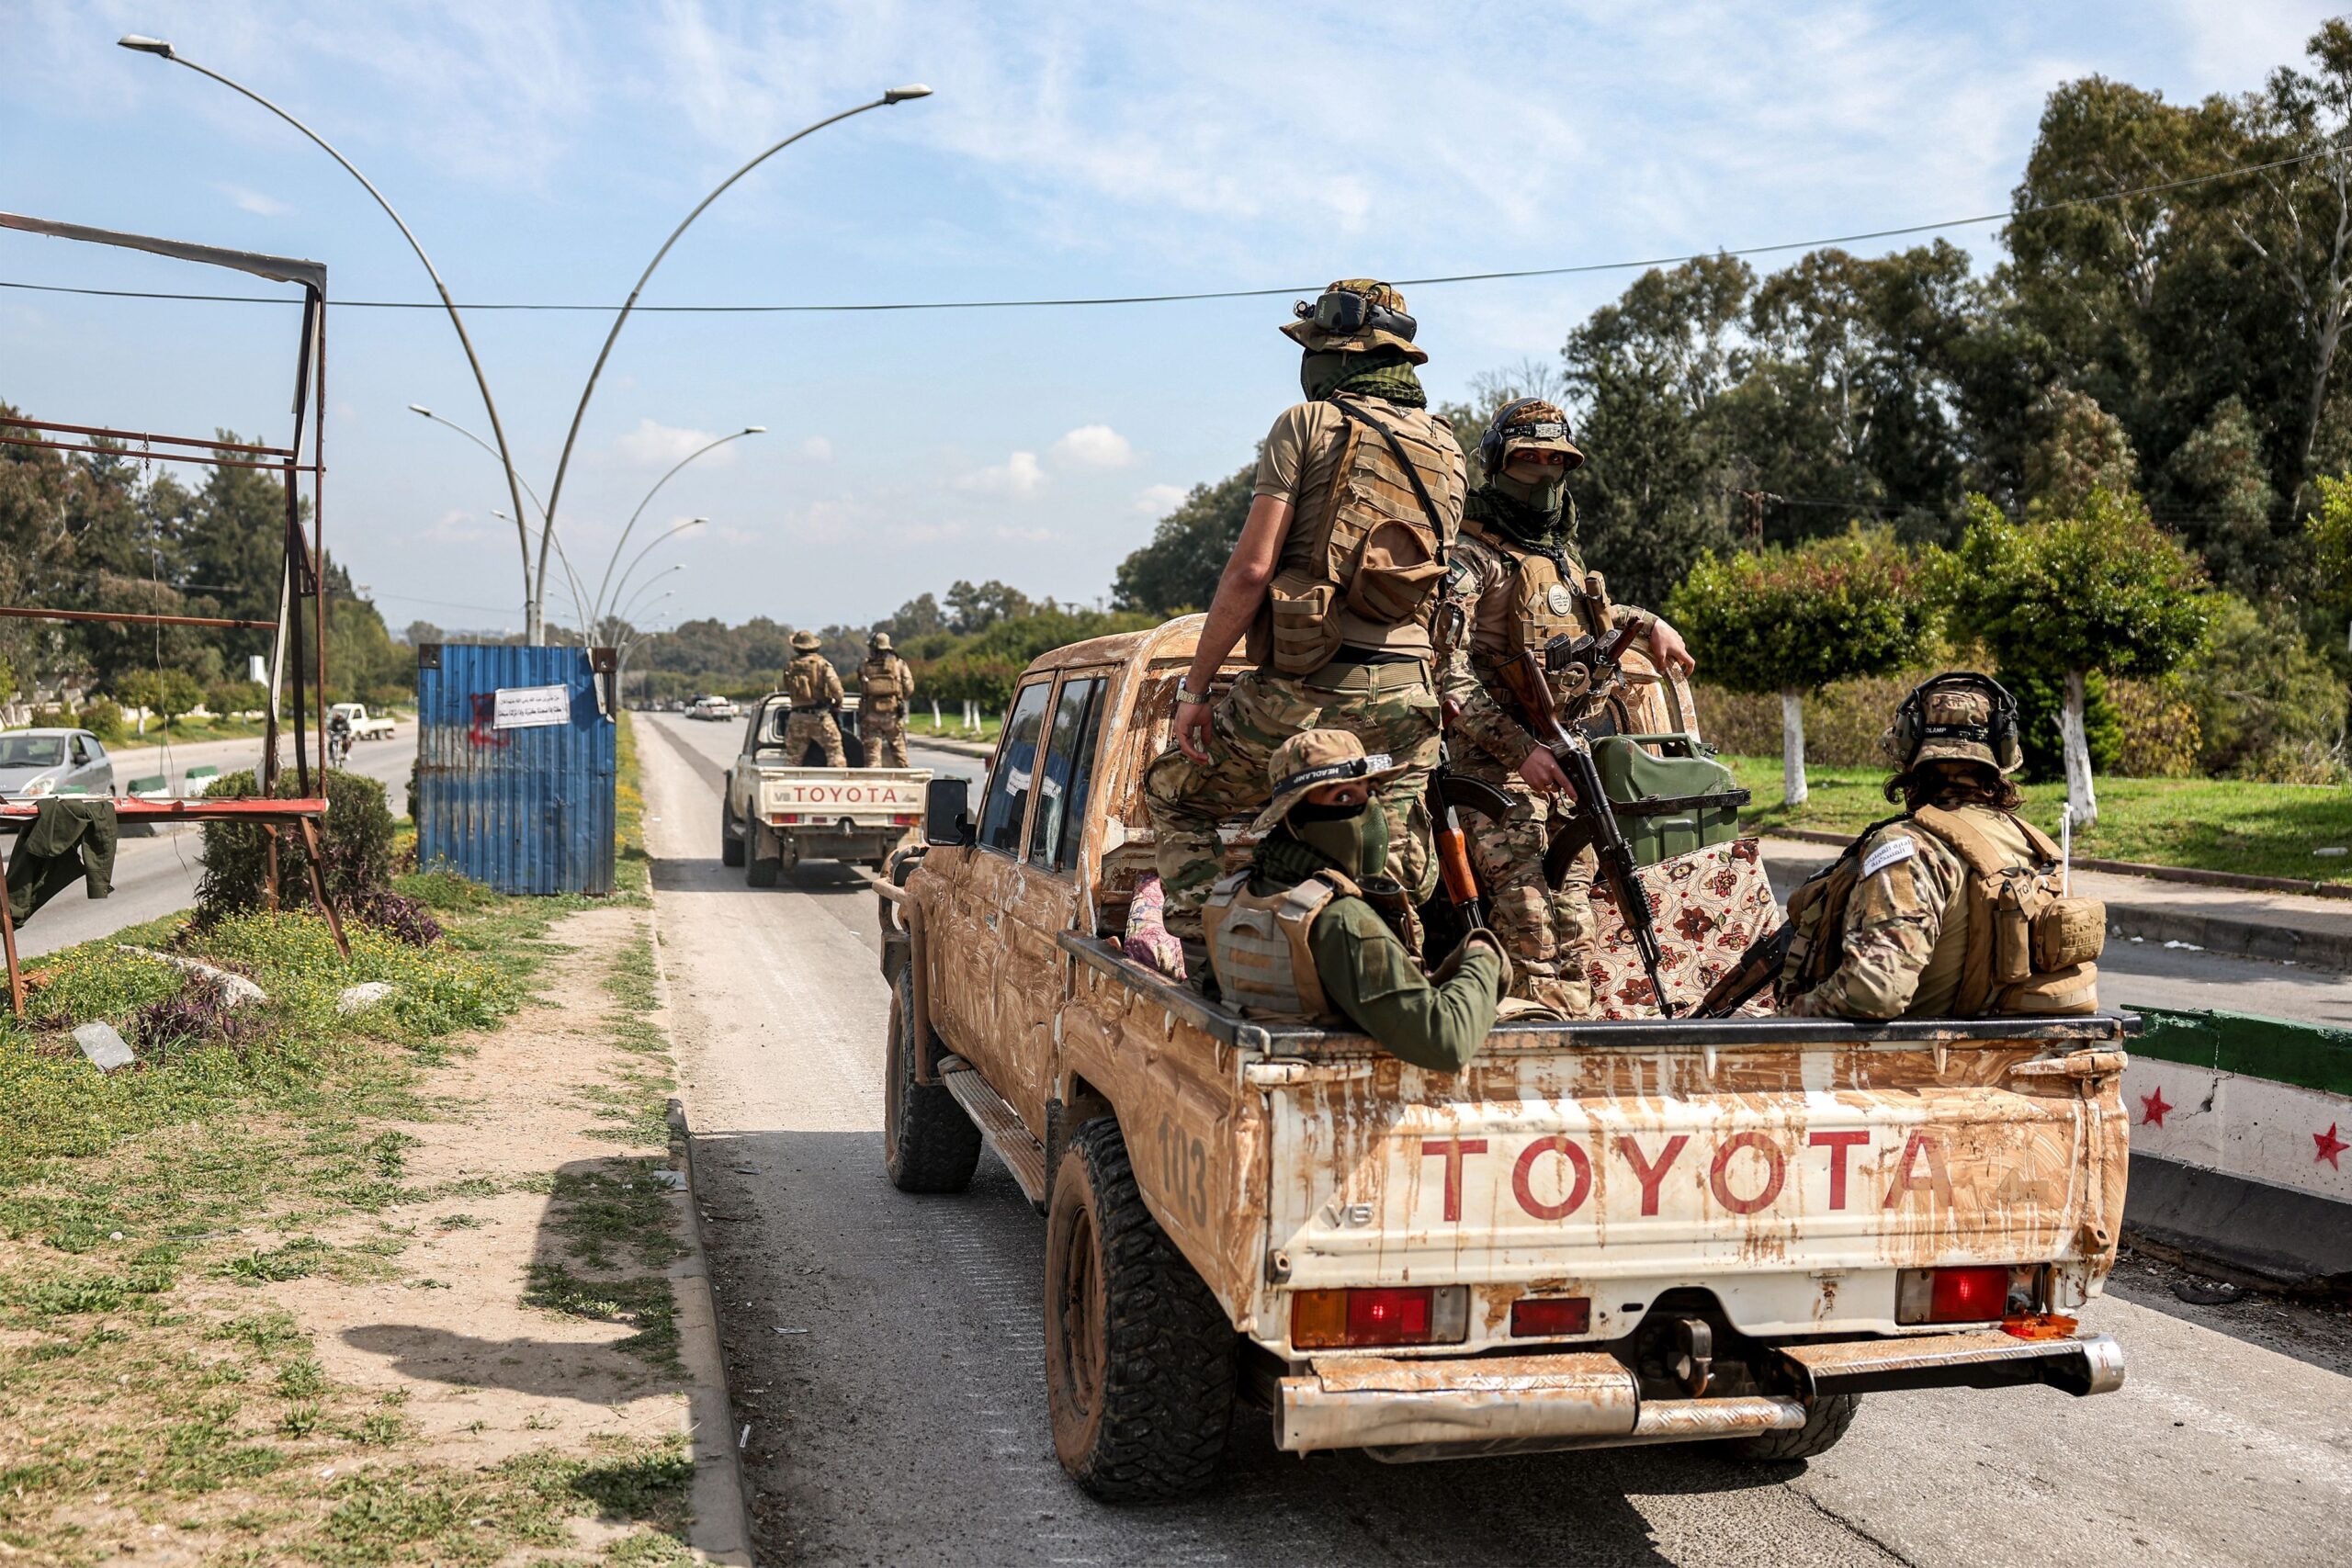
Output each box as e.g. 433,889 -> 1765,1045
874,616 -> 2130,1502
719,693 -> 929,884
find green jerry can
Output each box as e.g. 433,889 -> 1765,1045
1589,733 -> 1751,866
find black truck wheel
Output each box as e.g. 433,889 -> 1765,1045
1727,1393 -> 1860,1461
883,966 -> 980,1192
1045,1118 -> 1234,1502
719,795 -> 746,867
746,824 -> 781,887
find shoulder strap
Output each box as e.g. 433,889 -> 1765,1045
1909,805 -> 2012,877
1330,397 -> 1452,565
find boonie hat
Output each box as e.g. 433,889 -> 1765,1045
1250,728 -> 1405,834
1281,278 -> 1429,365
869,631 -> 892,651
790,629 -> 821,653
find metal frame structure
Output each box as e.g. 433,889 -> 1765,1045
0,211 -> 346,1016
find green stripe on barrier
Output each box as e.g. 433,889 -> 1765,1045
2132,1006 -> 2352,1099
130,774 -> 166,793
185,764 -> 218,779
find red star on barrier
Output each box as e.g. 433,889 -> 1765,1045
2316,1123 -> 2347,1170
2140,1089 -> 2172,1128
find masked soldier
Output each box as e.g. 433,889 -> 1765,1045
1781,673 -> 2102,1020
1202,731 -> 1508,1071
1438,399 -> 1695,1016
781,629 -> 846,768
858,632 -> 915,768
1130,279 -> 1466,978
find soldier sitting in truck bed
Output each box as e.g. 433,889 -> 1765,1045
1201,730 -> 1509,1071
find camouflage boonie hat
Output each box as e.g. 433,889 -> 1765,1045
1487,397 -> 1584,470
869,631 -> 892,651
790,629 -> 821,653
1281,278 -> 1429,365
1250,728 -> 1406,834
1883,678 -> 2016,773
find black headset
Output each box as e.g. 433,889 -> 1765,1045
1478,397 -> 1583,476
1890,671 -> 2022,773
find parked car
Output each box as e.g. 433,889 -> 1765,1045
0,728 -> 116,799
690,696 -> 740,721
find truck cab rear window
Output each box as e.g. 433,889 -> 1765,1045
977,680 -> 1055,854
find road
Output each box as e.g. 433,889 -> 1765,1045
639,712 -> 2350,1567
14,733 -> 413,958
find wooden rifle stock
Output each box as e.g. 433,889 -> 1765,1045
1696,920 -> 1792,1018
1498,649 -> 1678,1018
1430,694 -> 1487,928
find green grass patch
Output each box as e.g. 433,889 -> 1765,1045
1727,754 -> 2352,883
903,711 -> 1001,743
523,1263 -> 680,1374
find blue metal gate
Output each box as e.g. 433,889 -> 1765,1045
415,644 -> 616,895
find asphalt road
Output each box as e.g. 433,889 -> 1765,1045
639,712 -> 2350,1568
12,733 -> 413,958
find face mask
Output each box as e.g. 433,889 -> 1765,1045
1286,800 -> 1389,881
1495,466 -> 1566,513
1301,349 -> 1353,400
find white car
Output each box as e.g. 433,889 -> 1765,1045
690,696 -> 740,721
329,703 -> 397,740
0,728 -> 115,799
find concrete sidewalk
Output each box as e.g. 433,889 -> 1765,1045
1761,836 -> 2352,976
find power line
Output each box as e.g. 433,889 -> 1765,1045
1,141 -> 2335,317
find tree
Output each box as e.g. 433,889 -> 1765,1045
114,668 -> 203,733
2165,396 -> 2281,594
1948,489 -> 2210,825
1665,529 -> 1943,805
401,619 -> 444,647
1111,463 -> 1253,615
2025,386 -> 2139,515
2305,471 -> 2352,649
944,579 -> 1034,636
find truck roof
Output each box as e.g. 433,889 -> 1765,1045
1019,615 -> 1204,679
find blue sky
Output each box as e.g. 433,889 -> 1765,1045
2,0 -> 2337,637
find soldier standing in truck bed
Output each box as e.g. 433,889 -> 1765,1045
782,629 -> 846,768
1128,279 -> 1466,979
1438,399 -> 1695,1016
858,632 -> 915,768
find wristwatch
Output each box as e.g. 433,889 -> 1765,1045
1176,682 -> 1213,705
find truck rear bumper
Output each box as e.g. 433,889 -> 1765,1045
1272,1331 -> 2123,1458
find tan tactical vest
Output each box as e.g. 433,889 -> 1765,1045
785,655 -> 833,708
1260,395 -> 1464,676
1782,805 -> 2104,1017
1201,867 -> 1359,1021
860,656 -> 903,711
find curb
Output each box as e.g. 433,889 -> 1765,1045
910,734 -> 996,761
2123,1153 -> 2352,1288
667,1095 -> 758,1568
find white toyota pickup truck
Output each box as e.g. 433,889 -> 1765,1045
328,703 -> 396,740
721,693 -> 931,884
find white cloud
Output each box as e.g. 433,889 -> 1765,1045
614,419 -> 738,467
422,508 -> 488,544
956,451 -> 1046,496
893,520 -> 968,545
218,183 -> 289,217
800,435 -> 833,462
993,525 -> 1056,543
1050,424 -> 1135,468
1132,483 -> 1187,516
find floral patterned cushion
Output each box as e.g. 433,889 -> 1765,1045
1585,837 -> 1781,1019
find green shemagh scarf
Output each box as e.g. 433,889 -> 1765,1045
1300,346 -> 1428,407
1262,805 -> 1390,885
1465,479 -> 1571,551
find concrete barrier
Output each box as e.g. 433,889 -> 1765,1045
2122,1007 -> 2352,1284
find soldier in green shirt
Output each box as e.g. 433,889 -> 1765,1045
1200,730 -> 1508,1072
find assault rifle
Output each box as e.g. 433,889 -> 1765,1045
1495,640 -> 1677,1017
1695,920 -> 1793,1018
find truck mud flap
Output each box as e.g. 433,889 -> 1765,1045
1778,1330 -> 2125,1399
938,1055 -> 1047,1208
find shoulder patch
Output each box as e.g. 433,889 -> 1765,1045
1860,836 -> 1917,879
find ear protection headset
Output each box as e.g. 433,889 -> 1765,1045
1887,671 -> 2022,773
1478,397 -> 1583,476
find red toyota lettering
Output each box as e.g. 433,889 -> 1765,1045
1614,1134 -> 1690,1217
1419,1139 -> 1487,1223
1707,1132 -> 1786,1215
1883,1131 -> 1954,1209
1808,1130 -> 1869,1211
1510,1137 -> 1592,1222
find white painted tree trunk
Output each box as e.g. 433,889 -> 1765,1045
1781,690 -> 1809,807
2060,667 -> 2098,829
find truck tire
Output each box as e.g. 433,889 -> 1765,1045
720,796 -> 745,867
883,967 -> 980,1192
747,851 -> 780,888
1045,1118 -> 1234,1502
1727,1393 -> 1860,1461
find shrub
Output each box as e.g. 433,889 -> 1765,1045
133,976 -> 264,1063
2177,594 -> 2349,780
195,769 -> 398,922
75,698 -> 127,744
2007,667 -> 2123,784
341,888 -> 444,947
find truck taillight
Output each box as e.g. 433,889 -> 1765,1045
1510,1295 -> 1592,1337
1896,1265 -> 2037,1325
890,813 -> 920,826
769,813 -> 802,826
1291,1286 -> 1469,1349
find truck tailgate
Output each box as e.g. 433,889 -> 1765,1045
1258,1033 -> 2127,1341
755,767 -> 929,825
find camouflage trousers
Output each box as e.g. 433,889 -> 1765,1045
1145,662 -> 1441,928
783,708 -> 845,768
1455,752 -> 1598,1017
862,707 -> 909,768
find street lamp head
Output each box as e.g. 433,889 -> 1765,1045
883,85 -> 933,104
118,34 -> 176,58
743,425 -> 767,434
407,403 -> 433,417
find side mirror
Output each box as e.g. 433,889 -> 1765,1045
924,777 -> 976,848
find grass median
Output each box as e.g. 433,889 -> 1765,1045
1725,754 -> 2352,884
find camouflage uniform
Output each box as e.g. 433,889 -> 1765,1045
782,633 -> 846,767
1436,400 -> 1671,1016
1144,279 -> 1464,931
858,636 -> 914,769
